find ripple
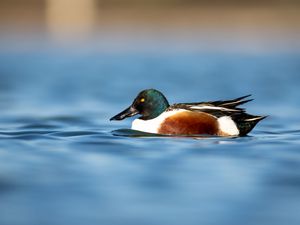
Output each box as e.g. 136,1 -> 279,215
111,129 -> 237,140
0,130 -> 58,140
111,129 -> 163,137
19,123 -> 61,130
0,131 -> 54,136
45,115 -> 93,125
50,131 -> 101,137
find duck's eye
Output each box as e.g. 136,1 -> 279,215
140,98 -> 145,103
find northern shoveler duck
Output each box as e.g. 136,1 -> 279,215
110,89 -> 266,136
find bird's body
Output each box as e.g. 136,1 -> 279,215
132,110 -> 239,136
110,89 -> 266,136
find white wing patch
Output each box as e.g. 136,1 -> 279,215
244,116 -> 264,121
190,105 -> 239,112
131,109 -> 186,134
217,116 -> 239,136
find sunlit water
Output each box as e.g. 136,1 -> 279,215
0,43 -> 300,225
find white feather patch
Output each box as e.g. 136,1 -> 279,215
190,105 -> 239,112
244,117 -> 262,121
131,109 -> 187,134
217,116 -> 239,136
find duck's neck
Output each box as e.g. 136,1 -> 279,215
141,101 -> 169,120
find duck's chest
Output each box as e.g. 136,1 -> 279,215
131,110 -> 185,134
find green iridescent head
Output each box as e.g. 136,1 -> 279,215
110,89 -> 170,121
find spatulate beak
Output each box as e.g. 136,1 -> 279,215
110,106 -> 139,121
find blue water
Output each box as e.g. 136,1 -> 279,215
0,46 -> 300,225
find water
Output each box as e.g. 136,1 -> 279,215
0,41 -> 300,225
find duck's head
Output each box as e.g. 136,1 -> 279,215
110,89 -> 170,121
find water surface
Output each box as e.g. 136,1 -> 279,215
0,48 -> 299,225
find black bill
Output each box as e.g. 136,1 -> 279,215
110,106 -> 139,121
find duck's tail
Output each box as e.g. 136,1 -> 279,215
236,115 -> 267,136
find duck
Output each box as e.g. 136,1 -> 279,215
110,89 -> 266,136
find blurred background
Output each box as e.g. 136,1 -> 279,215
1,0 -> 300,51
0,1 -> 300,225
0,0 -> 299,115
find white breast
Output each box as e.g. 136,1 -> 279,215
131,109 -> 186,134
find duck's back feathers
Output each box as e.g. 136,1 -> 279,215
204,94 -> 253,109
169,95 -> 252,116
167,95 -> 266,136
